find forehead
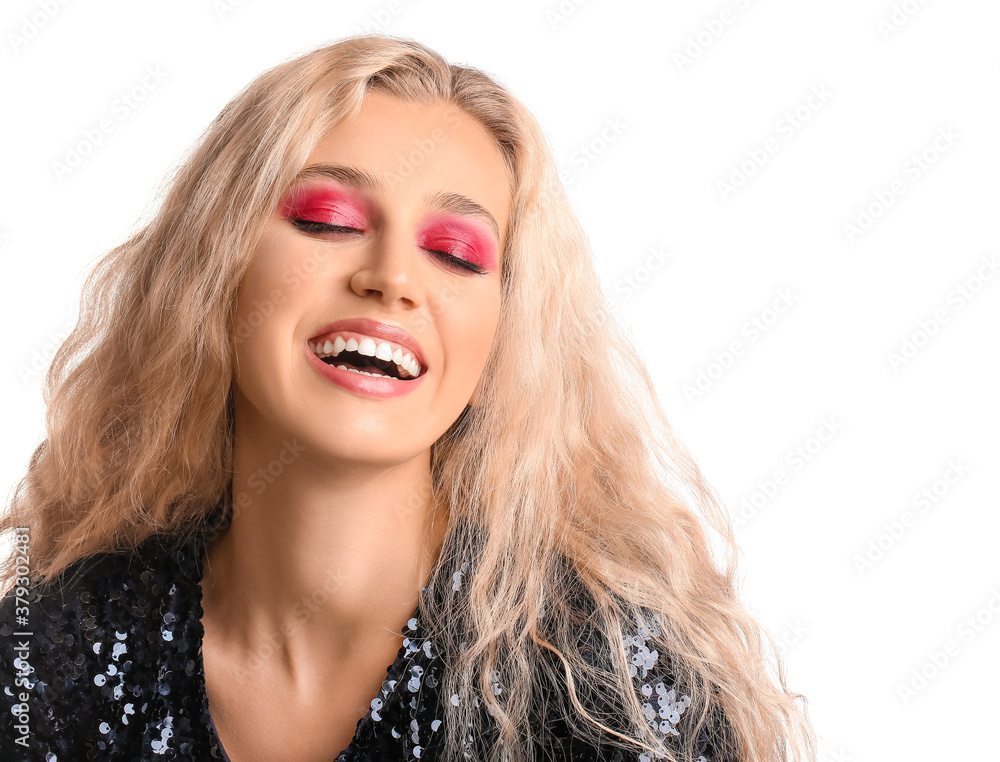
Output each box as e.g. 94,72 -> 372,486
302,92 -> 512,244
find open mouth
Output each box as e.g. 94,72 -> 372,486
308,335 -> 424,381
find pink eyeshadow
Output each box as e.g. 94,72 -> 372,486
279,184 -> 369,229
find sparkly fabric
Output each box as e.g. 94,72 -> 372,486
1,498 -> 731,761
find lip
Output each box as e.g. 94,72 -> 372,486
305,344 -> 428,399
308,317 -> 427,371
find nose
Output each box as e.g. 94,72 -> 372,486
349,224 -> 426,309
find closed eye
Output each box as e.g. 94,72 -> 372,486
291,219 -> 361,234
289,219 -> 488,276
430,251 -> 488,275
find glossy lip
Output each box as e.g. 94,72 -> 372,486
308,317 -> 427,370
305,317 -> 429,399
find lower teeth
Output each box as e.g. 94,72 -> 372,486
336,364 -> 398,380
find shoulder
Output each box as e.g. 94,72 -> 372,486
0,530 -> 205,759
0,548 -> 133,757
539,601 -> 737,762
621,610 -> 736,761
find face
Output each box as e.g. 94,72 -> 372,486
230,91 -> 511,467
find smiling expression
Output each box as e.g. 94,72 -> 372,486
230,91 -> 512,466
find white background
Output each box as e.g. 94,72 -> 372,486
1,1 -> 998,759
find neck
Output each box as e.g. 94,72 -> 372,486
199,429 -> 449,686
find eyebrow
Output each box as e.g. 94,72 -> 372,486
294,163 -> 501,243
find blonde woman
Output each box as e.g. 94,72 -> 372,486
0,34 -> 816,762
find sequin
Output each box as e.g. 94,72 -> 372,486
0,497 -> 731,761
621,611 -> 732,762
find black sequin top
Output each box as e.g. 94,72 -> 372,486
1,498 -> 732,761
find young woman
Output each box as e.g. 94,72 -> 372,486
0,34 -> 816,762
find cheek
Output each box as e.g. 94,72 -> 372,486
446,293 -> 501,380
234,264 -> 283,337
237,231 -> 328,317
232,239 -> 305,355
236,233 -> 286,306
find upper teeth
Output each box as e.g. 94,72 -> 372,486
308,335 -> 422,379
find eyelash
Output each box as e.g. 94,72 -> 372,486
290,219 -> 489,276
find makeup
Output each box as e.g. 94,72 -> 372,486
418,213 -> 498,273
278,183 -> 369,229
277,181 -> 499,274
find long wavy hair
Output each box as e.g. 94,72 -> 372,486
0,34 -> 816,762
